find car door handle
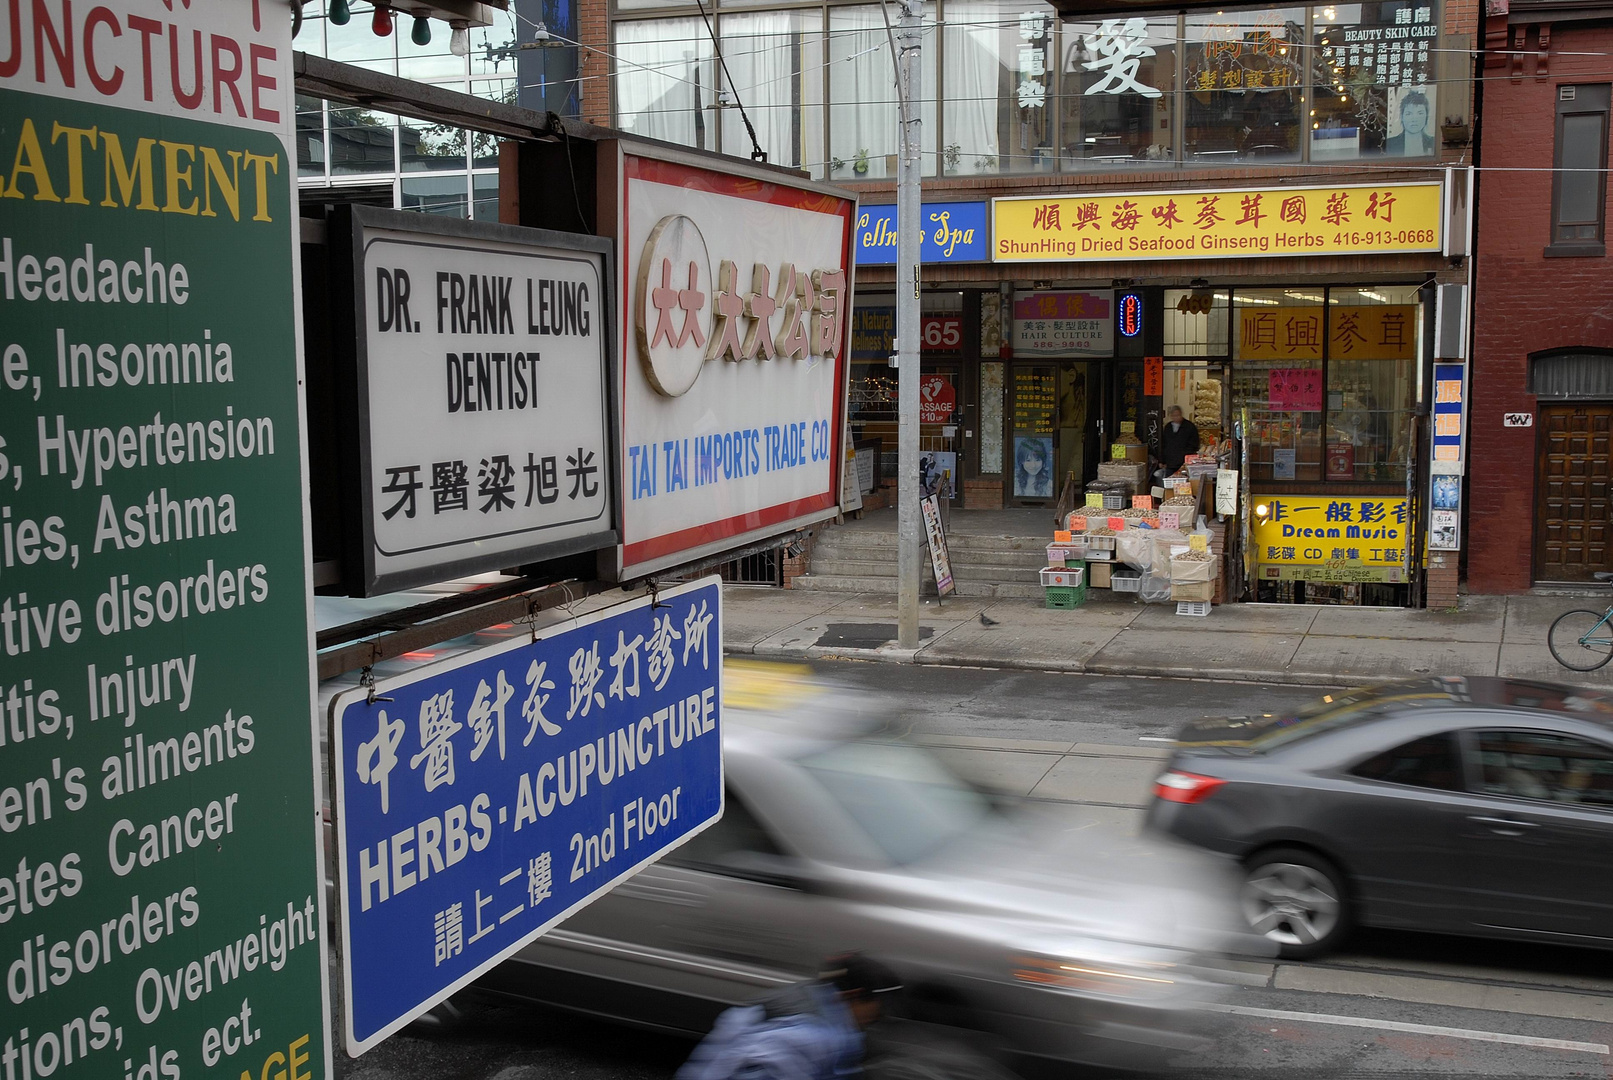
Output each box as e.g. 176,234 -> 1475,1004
1468,815 -> 1540,836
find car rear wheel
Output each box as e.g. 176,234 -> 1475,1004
1241,848 -> 1348,959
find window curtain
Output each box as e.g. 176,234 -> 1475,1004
828,5 -> 936,179
1531,352 -> 1613,399
720,13 -> 824,173
943,3 -> 1002,174
614,18 -> 714,150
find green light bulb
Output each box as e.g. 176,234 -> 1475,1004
327,0 -> 350,25
411,15 -> 432,46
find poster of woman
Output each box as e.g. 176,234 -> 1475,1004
1014,437 -> 1054,498
1385,86 -> 1437,157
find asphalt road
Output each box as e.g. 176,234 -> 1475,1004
333,662 -> 1613,1080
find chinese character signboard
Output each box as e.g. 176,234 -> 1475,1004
993,183 -> 1443,262
344,208 -> 614,594
1241,306 -> 1417,362
1431,362 -> 1467,475
332,578 -> 725,1053
611,150 -> 855,579
1,2 -> 329,1078
1012,290 -> 1114,357
1268,368 -> 1324,411
855,202 -> 990,264
1253,498 -> 1411,581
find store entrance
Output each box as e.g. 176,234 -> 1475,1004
1535,403 -> 1613,582
1010,361 -> 1092,505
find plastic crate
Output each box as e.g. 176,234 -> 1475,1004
1045,584 -> 1087,609
1079,533 -> 1118,552
1040,565 -> 1084,588
1112,569 -> 1142,593
1102,493 -> 1127,510
1046,544 -> 1083,566
1176,600 -> 1212,617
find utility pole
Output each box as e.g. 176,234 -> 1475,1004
895,0 -> 923,650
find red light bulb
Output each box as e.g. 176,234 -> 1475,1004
371,4 -> 393,35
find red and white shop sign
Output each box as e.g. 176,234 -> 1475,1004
920,376 -> 957,424
922,315 -> 963,352
612,149 -> 856,579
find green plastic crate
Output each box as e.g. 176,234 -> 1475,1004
1045,583 -> 1087,609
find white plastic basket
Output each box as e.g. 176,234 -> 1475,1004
1040,566 -> 1084,588
1176,601 -> 1211,617
1112,570 -> 1142,593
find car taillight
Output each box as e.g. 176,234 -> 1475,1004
1153,770 -> 1225,804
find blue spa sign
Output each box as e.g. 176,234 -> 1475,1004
331,578 -> 725,1052
855,202 -> 990,264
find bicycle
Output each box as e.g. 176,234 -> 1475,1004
1547,572 -> 1613,671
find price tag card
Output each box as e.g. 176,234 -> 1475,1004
1132,495 -> 1155,510
1108,516 -> 1126,531
1085,493 -> 1104,509
1189,534 -> 1209,553
1111,442 -> 1128,461
1068,516 -> 1087,531
1054,530 -> 1072,543
1120,421 -> 1136,435
1160,511 -> 1181,530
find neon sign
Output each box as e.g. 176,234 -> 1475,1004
1118,292 -> 1143,337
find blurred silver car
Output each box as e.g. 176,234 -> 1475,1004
474,662 -> 1256,1072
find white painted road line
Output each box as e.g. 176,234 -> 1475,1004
1206,1003 -> 1611,1056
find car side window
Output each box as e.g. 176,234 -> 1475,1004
665,790 -> 782,868
1349,732 -> 1464,791
1472,730 -> 1613,809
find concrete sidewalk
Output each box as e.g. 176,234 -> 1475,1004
722,586 -> 1613,688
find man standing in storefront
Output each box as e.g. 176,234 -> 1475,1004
1161,405 -> 1200,476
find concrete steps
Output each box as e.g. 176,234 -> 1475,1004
800,518 -> 1052,598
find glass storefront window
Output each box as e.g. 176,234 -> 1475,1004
328,107 -> 397,175
1233,288 -> 1327,482
1060,15 -> 1175,166
326,17 -> 398,75
1325,286 -> 1419,482
1311,2 -> 1438,159
944,0 -> 1057,176
1184,8 -> 1305,164
720,11 -> 826,177
296,96 -> 325,177
829,5 -> 937,180
1163,287 -> 1231,356
402,175 -> 470,217
468,11 -> 520,78
614,18 -> 716,151
400,117 -> 470,172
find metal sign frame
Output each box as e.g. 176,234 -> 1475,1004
337,205 -> 619,594
329,577 -> 725,1054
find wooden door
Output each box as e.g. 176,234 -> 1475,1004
1536,404 -> 1613,581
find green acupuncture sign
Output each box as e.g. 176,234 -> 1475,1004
1,4 -> 329,1079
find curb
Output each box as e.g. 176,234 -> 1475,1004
723,641 -> 1358,688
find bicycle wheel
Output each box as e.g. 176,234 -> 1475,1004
1548,609 -> 1613,671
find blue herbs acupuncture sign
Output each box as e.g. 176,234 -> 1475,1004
331,578 -> 724,1053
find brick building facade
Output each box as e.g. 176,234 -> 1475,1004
1469,0 -> 1613,591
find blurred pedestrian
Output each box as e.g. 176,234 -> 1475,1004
677,954 -> 902,1080
1160,405 -> 1200,476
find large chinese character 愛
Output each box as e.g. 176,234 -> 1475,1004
409,691 -> 462,792
567,641 -> 607,720
467,670 -> 514,763
1081,19 -> 1164,98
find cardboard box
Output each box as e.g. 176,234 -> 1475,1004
1088,561 -> 1113,588
1171,580 -> 1214,603
1114,443 -> 1148,464
1097,461 -> 1148,488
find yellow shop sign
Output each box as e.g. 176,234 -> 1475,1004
994,183 -> 1443,263
1252,496 -> 1410,575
